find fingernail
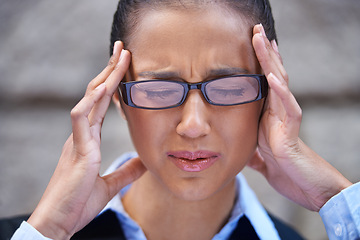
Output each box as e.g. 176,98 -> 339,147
269,73 -> 281,85
259,23 -> 263,36
119,49 -> 125,61
113,41 -> 120,55
260,23 -> 267,39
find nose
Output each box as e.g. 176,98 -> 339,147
176,90 -> 211,138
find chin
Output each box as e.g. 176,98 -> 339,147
166,177 -> 228,202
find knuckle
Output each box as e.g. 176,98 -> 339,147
283,71 -> 289,82
87,81 -> 97,91
279,78 -> 287,88
70,107 -> 82,119
107,55 -> 117,68
292,105 -> 303,121
265,41 -> 273,54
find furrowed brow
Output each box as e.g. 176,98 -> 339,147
137,68 -> 249,81
207,67 -> 249,77
137,71 -> 180,79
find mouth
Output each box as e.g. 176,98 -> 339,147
167,151 -> 221,172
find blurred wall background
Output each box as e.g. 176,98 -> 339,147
0,0 -> 359,239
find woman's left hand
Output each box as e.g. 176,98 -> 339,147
248,24 -> 352,211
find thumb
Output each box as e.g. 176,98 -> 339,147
103,157 -> 147,199
247,149 -> 267,176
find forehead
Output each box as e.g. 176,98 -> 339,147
127,6 -> 258,78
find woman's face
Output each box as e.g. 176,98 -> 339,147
119,6 -> 263,201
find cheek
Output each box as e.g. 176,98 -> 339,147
219,102 -> 261,134
217,102 -> 262,163
124,107 -> 172,156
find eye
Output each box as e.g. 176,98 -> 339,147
209,88 -> 245,97
145,89 -> 180,99
129,80 -> 185,108
204,76 -> 259,104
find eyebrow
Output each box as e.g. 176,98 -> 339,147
207,67 -> 250,77
137,67 -> 250,80
137,71 -> 180,79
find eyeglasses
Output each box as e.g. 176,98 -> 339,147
119,74 -> 268,110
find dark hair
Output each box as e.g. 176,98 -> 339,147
109,0 -> 277,55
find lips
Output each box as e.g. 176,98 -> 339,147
167,151 -> 220,172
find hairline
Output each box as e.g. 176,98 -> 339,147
123,1 -> 257,48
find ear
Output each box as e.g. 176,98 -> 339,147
112,90 -> 127,121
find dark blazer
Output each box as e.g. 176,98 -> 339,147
0,210 -> 303,240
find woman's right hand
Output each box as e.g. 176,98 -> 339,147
249,24 -> 352,211
27,41 -> 147,239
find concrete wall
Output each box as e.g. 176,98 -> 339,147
1,0 -> 359,239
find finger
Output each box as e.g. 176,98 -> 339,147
252,25 -> 286,116
85,41 -> 123,95
264,73 -> 286,120
104,49 -> 131,94
88,49 -> 131,127
271,40 -> 283,64
267,73 -> 302,137
253,24 -> 287,81
252,24 -> 288,84
71,83 -> 106,150
103,157 -> 147,199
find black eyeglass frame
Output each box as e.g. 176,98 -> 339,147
118,74 -> 268,110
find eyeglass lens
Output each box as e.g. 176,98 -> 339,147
205,76 -> 258,105
129,76 -> 260,109
131,81 -> 184,108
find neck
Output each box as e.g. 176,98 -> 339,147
122,171 -> 237,240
